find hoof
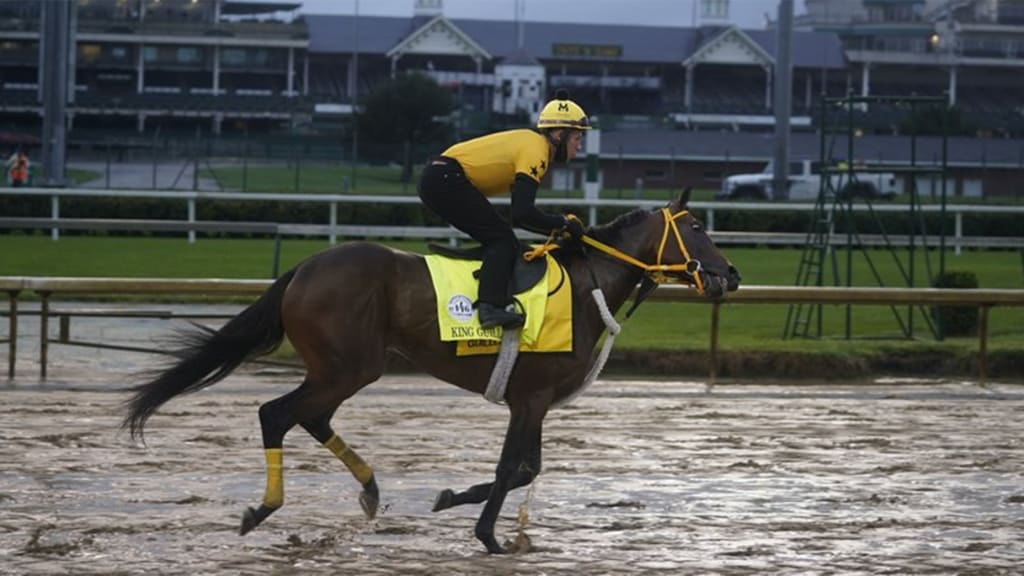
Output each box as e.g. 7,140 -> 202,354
240,507 -> 258,535
476,529 -> 507,554
481,537 -> 507,555
359,490 -> 378,519
240,504 -> 275,535
432,489 -> 454,512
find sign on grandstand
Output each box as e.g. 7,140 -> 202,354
552,43 -> 623,59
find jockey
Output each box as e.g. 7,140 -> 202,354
417,90 -> 589,329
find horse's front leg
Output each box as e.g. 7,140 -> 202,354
472,395 -> 549,554
432,446 -> 539,512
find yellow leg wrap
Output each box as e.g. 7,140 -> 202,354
324,434 -> 374,484
262,448 -> 284,508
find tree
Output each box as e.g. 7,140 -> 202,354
358,73 -> 453,182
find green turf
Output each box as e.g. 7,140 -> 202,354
200,163 -> 1023,205
200,162 -> 720,200
202,163 -> 420,195
2,233 -> 1020,352
66,168 -> 101,185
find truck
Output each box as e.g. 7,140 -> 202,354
717,160 -> 901,201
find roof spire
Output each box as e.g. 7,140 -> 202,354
414,0 -> 443,18
697,0 -> 730,26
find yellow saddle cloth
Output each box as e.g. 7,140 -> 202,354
423,253 -> 573,357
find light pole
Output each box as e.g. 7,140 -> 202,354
772,0 -> 794,201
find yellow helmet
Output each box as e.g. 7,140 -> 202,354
537,90 -> 591,130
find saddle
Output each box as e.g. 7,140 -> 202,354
427,242 -> 548,296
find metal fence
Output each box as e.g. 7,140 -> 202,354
2,276 -> 1022,383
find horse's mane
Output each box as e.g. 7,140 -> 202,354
552,207 -> 653,265
588,208 -> 653,245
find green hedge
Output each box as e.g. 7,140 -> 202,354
0,195 -> 1019,238
931,270 -> 979,337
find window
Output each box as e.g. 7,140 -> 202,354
143,46 -> 158,63
111,46 -> 128,60
644,169 -> 666,181
176,47 -> 200,64
221,48 -> 247,65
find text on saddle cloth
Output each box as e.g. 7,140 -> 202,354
423,253 -> 573,353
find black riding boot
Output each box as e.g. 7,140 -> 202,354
477,239 -> 525,329
478,301 -> 525,329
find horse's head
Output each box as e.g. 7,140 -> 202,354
647,188 -> 741,299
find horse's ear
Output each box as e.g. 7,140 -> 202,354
677,187 -> 692,208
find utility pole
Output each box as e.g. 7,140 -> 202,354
772,0 -> 794,201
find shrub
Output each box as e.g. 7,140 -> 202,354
931,270 -> 979,337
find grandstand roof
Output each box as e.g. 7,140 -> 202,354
305,15 -> 846,69
222,1 -> 301,15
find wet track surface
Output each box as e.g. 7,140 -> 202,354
2,366 -> 1023,574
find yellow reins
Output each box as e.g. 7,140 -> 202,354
524,209 -> 706,295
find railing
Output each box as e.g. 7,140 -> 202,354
3,187 -> 1022,255
2,277 -> 1022,384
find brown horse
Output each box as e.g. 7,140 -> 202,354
123,189 -> 740,554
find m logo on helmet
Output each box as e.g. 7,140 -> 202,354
537,95 -> 591,130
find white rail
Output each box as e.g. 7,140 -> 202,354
2,186 -> 1022,253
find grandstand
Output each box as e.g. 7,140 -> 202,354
0,0 -> 311,136
802,0 -> 1024,136
1,0 -> 1023,197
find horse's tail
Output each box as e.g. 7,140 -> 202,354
123,269 -> 297,440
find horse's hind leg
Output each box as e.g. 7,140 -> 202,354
240,378 -> 344,535
300,411 -> 379,519
239,384 -> 304,534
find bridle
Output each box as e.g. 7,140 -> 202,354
577,208 -> 706,294
526,207 -> 707,295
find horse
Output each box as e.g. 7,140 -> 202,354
123,189 -> 741,554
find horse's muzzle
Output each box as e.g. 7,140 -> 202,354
725,265 -> 741,292
699,265 -> 740,300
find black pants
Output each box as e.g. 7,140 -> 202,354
417,157 -> 517,307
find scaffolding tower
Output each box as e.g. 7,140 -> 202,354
784,93 -> 951,340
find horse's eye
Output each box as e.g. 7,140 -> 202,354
691,223 -> 703,232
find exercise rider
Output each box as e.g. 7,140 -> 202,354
417,90 -> 589,329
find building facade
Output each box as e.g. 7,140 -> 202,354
0,0 -> 311,135
798,0 -> 1024,137
1,0 -> 1022,197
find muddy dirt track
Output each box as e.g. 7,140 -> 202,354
1,361 -> 1022,575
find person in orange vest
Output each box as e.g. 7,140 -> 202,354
6,147 -> 30,187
